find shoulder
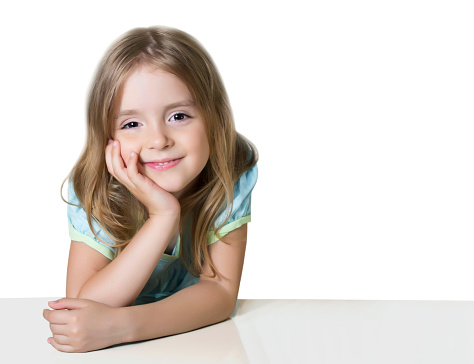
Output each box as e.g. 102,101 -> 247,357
234,164 -> 258,200
218,164 -> 258,224
209,164 -> 258,245
229,164 -> 258,217
67,179 -> 117,260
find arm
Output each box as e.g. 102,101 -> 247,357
44,223 -> 248,352
66,140 -> 181,307
67,213 -> 178,307
123,223 -> 248,342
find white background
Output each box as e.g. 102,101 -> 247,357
0,0 -> 473,299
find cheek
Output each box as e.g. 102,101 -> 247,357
201,134 -> 210,161
186,135 -> 209,165
188,125 -> 210,160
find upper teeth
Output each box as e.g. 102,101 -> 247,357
157,161 -> 171,165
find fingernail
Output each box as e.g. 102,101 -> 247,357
108,139 -> 113,145
113,141 -> 117,147
130,152 -> 135,157
47,338 -> 51,344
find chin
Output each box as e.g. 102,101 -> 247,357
154,180 -> 185,195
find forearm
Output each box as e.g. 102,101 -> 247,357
77,215 -> 179,307
121,280 -> 236,343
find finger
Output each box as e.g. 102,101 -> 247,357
105,140 -> 115,176
126,152 -> 146,186
49,323 -> 67,335
48,298 -> 88,310
111,140 -> 130,185
43,308 -> 57,322
52,334 -> 70,345
48,337 -> 75,353
43,309 -> 72,325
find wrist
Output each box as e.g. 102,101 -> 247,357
147,200 -> 181,219
118,306 -> 138,344
147,210 -> 180,227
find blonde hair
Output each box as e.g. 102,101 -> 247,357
65,26 -> 258,277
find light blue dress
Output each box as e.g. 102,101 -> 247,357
67,165 -> 257,306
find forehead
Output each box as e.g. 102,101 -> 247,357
118,65 -> 193,110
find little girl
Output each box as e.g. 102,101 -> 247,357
43,26 -> 258,353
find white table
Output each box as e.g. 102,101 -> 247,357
2,298 -> 473,363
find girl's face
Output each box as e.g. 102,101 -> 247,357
113,64 -> 210,199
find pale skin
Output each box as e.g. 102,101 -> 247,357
43,66 -> 248,352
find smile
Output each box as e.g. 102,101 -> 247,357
144,158 -> 183,171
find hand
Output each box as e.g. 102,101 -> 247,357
105,140 -> 181,217
43,298 -> 128,353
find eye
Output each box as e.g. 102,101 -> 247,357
169,112 -> 190,123
122,121 -> 141,129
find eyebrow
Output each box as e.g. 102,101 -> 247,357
115,100 -> 196,119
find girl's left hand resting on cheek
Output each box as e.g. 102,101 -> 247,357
43,298 -> 127,353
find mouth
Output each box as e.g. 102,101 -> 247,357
144,157 -> 183,170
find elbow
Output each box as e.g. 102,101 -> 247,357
203,280 -> 239,320
218,289 -> 239,320
223,302 -> 237,320
211,299 -> 236,324
223,292 -> 239,319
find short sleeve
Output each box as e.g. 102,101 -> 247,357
208,164 -> 258,245
67,180 -> 117,260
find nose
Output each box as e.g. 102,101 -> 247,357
147,122 -> 173,150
